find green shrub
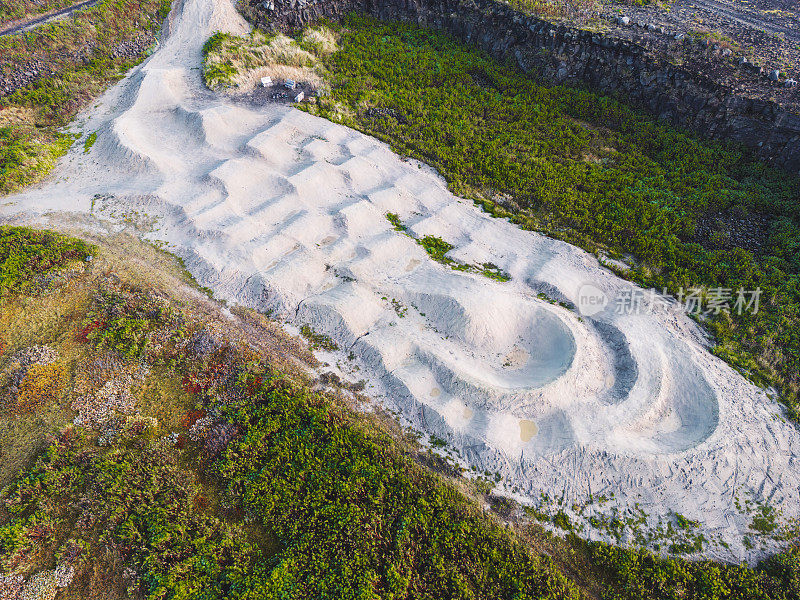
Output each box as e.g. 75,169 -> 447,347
0,126 -> 72,194
202,32 -> 234,57
418,235 -> 454,263
216,369 -> 582,599
0,226 -> 91,297
82,131 -> 97,153
587,542 -> 800,600
300,324 -> 339,351
81,283 -> 179,359
0,433 -> 262,599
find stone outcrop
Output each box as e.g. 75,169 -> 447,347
0,33 -> 156,98
244,0 -> 800,174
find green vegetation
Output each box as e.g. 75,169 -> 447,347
0,433 -> 262,599
82,131 -> 97,153
0,0 -> 76,24
751,505 -> 780,535
688,29 -> 741,52
0,225 -> 92,298
385,213 -> 511,281
553,511 -> 573,531
480,262 -> 512,282
300,323 -> 339,351
0,224 -> 799,599
391,297 -> 408,317
0,125 -> 72,193
201,27 -> 335,91
502,0 -> 600,22
216,369 -> 580,599
385,211 -> 407,231
419,234 -> 455,263
301,15 -> 800,420
82,285 -> 179,359
587,542 -> 800,600
0,0 -> 171,194
201,32 -> 240,88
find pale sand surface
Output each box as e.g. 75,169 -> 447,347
2,0 -> 799,561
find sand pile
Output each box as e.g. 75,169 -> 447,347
2,0 -> 799,562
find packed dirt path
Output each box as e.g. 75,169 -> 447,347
2,0 -> 799,562
0,0 -> 101,37
688,0 -> 799,42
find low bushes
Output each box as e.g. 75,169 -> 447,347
0,126 -> 72,194
0,226 -> 92,298
216,369 -> 581,599
0,432 -> 262,599
587,541 -> 800,600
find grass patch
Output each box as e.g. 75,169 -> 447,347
385,214 -> 511,282
751,505 -> 780,535
300,323 -> 339,351
419,234 -> 454,263
0,0 -> 76,24
0,125 -> 73,193
201,26 -> 336,91
82,131 -> 97,153
504,0 -> 601,23
0,226 -> 92,298
385,211 -> 407,231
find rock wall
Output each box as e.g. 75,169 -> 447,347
244,0 -> 800,174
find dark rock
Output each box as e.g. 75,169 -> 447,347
246,0 -> 800,173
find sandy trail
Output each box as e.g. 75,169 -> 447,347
2,0 -> 799,561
